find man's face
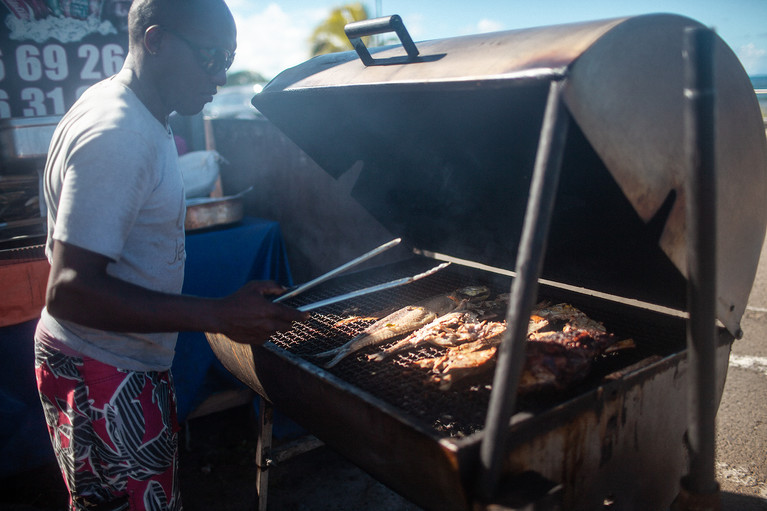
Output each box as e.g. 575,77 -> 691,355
158,17 -> 237,116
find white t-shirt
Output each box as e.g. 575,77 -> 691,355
40,77 -> 186,371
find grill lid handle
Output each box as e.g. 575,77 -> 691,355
344,15 -> 419,66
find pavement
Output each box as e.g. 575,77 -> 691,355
713,234 -> 767,507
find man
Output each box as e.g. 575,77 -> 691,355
33,0 -> 307,509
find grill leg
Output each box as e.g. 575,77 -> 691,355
673,25 -> 721,511
256,396 -> 274,511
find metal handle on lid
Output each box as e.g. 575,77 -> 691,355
344,15 -> 419,66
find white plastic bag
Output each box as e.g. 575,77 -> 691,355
178,150 -> 226,198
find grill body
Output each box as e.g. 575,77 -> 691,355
207,261 -> 732,510
207,13 -> 767,510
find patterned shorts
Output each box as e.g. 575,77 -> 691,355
34,332 -> 182,511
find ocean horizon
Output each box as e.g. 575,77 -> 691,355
750,76 -> 766,119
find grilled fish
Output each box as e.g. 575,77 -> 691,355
367,309 -> 480,362
372,298 -> 554,363
314,292 -> 463,368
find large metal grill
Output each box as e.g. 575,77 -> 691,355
205,12 -> 767,511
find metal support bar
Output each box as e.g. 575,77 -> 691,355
477,79 -> 570,504
256,396 -> 274,511
254,396 -> 325,511
673,26 -> 721,511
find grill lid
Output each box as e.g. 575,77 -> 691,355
253,13 -> 767,337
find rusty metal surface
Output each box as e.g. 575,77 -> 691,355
492,337 -> 731,511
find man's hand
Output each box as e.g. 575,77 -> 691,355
215,281 -> 310,345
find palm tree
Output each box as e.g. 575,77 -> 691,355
225,70 -> 268,87
309,2 -> 369,57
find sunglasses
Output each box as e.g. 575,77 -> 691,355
161,26 -> 235,75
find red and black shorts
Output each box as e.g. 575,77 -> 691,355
34,326 -> 182,511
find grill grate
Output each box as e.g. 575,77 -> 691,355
0,243 -> 46,265
270,258 -> 685,438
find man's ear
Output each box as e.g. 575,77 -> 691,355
144,25 -> 163,55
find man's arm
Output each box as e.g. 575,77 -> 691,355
46,239 -> 308,345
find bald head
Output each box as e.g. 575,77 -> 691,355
128,0 -> 235,48
118,0 -> 236,121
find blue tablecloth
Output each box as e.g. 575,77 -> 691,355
174,217 -> 293,422
0,217 -> 294,478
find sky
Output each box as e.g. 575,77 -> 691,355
225,0 -> 767,80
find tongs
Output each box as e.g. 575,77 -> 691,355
296,261 -> 450,312
273,237 -> 451,312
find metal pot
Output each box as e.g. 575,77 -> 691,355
185,195 -> 243,231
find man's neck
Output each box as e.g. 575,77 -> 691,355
114,63 -> 170,127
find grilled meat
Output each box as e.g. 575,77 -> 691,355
416,336 -> 500,390
518,328 -> 619,394
414,302 -> 627,393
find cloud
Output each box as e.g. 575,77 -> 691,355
398,12 -> 426,39
476,18 -> 504,34
229,3 -> 328,80
738,42 -> 767,76
458,17 -> 504,36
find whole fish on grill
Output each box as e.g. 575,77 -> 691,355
313,290 -> 477,368
369,295 -> 541,363
367,309 -> 481,362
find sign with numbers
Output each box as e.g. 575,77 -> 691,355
0,0 -> 132,119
